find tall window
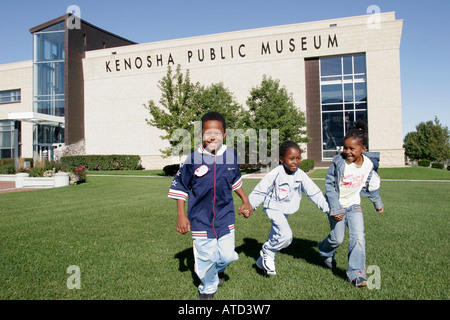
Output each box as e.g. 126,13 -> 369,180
33,21 -> 65,116
320,54 -> 367,161
32,22 -> 65,161
0,121 -> 20,159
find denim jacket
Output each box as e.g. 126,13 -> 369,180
325,152 -> 384,216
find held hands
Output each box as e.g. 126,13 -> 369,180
238,202 -> 253,218
332,213 -> 345,221
332,207 -> 384,221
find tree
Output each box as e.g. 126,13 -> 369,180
192,82 -> 245,130
145,65 -> 245,158
145,65 -> 200,158
246,75 -> 310,165
404,116 -> 450,162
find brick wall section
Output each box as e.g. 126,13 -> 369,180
305,58 -> 331,168
65,18 -> 136,145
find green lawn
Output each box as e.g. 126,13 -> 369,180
0,169 -> 449,300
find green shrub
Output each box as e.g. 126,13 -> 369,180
300,159 -> 315,172
163,164 -> 180,176
0,158 -> 15,174
418,159 -> 431,167
60,155 -> 141,171
431,162 -> 444,169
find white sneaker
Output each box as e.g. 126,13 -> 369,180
256,251 -> 276,275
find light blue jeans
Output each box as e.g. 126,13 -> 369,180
318,204 -> 366,281
262,208 -> 293,259
193,231 -> 238,294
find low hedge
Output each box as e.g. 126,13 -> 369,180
418,159 -> 431,167
431,162 -> 444,169
163,164 -> 180,176
60,155 -> 141,171
0,158 -> 15,174
300,159 -> 315,173
0,158 -> 34,174
162,159 -> 315,176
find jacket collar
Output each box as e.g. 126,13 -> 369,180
198,144 -> 228,156
277,165 -> 302,184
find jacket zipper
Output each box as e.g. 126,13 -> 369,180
212,153 -> 218,238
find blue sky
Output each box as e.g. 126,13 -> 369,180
1,0 -> 449,137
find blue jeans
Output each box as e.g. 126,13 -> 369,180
262,208 -> 293,259
318,204 -> 366,281
193,231 -> 238,294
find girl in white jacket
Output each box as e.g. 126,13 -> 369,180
249,141 -> 329,275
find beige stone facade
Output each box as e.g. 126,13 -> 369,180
83,12 -> 403,168
0,61 -> 33,159
0,12 -> 404,168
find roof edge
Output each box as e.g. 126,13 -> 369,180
29,14 -> 136,45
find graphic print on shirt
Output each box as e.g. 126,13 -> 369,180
194,164 -> 209,177
278,187 -> 289,200
341,174 -> 365,189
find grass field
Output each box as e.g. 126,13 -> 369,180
0,167 -> 449,300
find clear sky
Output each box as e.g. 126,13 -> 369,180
1,0 -> 449,137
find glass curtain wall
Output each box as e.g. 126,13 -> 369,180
320,54 -> 368,161
33,21 -> 65,160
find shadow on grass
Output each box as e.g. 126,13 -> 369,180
173,237 -> 348,287
236,237 -> 348,281
174,247 -> 201,288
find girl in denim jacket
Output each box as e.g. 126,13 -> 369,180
318,121 -> 384,287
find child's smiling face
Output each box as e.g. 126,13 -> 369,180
202,120 -> 226,154
342,137 -> 367,165
280,147 -> 301,174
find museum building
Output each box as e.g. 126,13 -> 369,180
0,12 -> 404,168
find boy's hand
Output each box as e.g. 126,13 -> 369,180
377,208 -> 384,214
177,215 -> 191,235
238,203 -> 253,218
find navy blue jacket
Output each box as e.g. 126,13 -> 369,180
168,145 -> 243,239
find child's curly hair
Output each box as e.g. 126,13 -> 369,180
344,120 -> 368,148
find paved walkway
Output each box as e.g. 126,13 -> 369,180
0,181 -> 44,194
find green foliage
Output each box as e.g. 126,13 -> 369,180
145,65 -> 245,158
193,82 -> 245,129
60,155 -> 141,171
404,117 -> 450,162
145,65 -> 201,157
299,159 -> 314,173
163,164 -> 180,176
246,75 -> 310,146
145,69 -> 311,167
0,158 -> 15,174
418,159 -> 431,167
431,162 -> 444,169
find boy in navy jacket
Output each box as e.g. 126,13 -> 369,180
168,112 -> 252,300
